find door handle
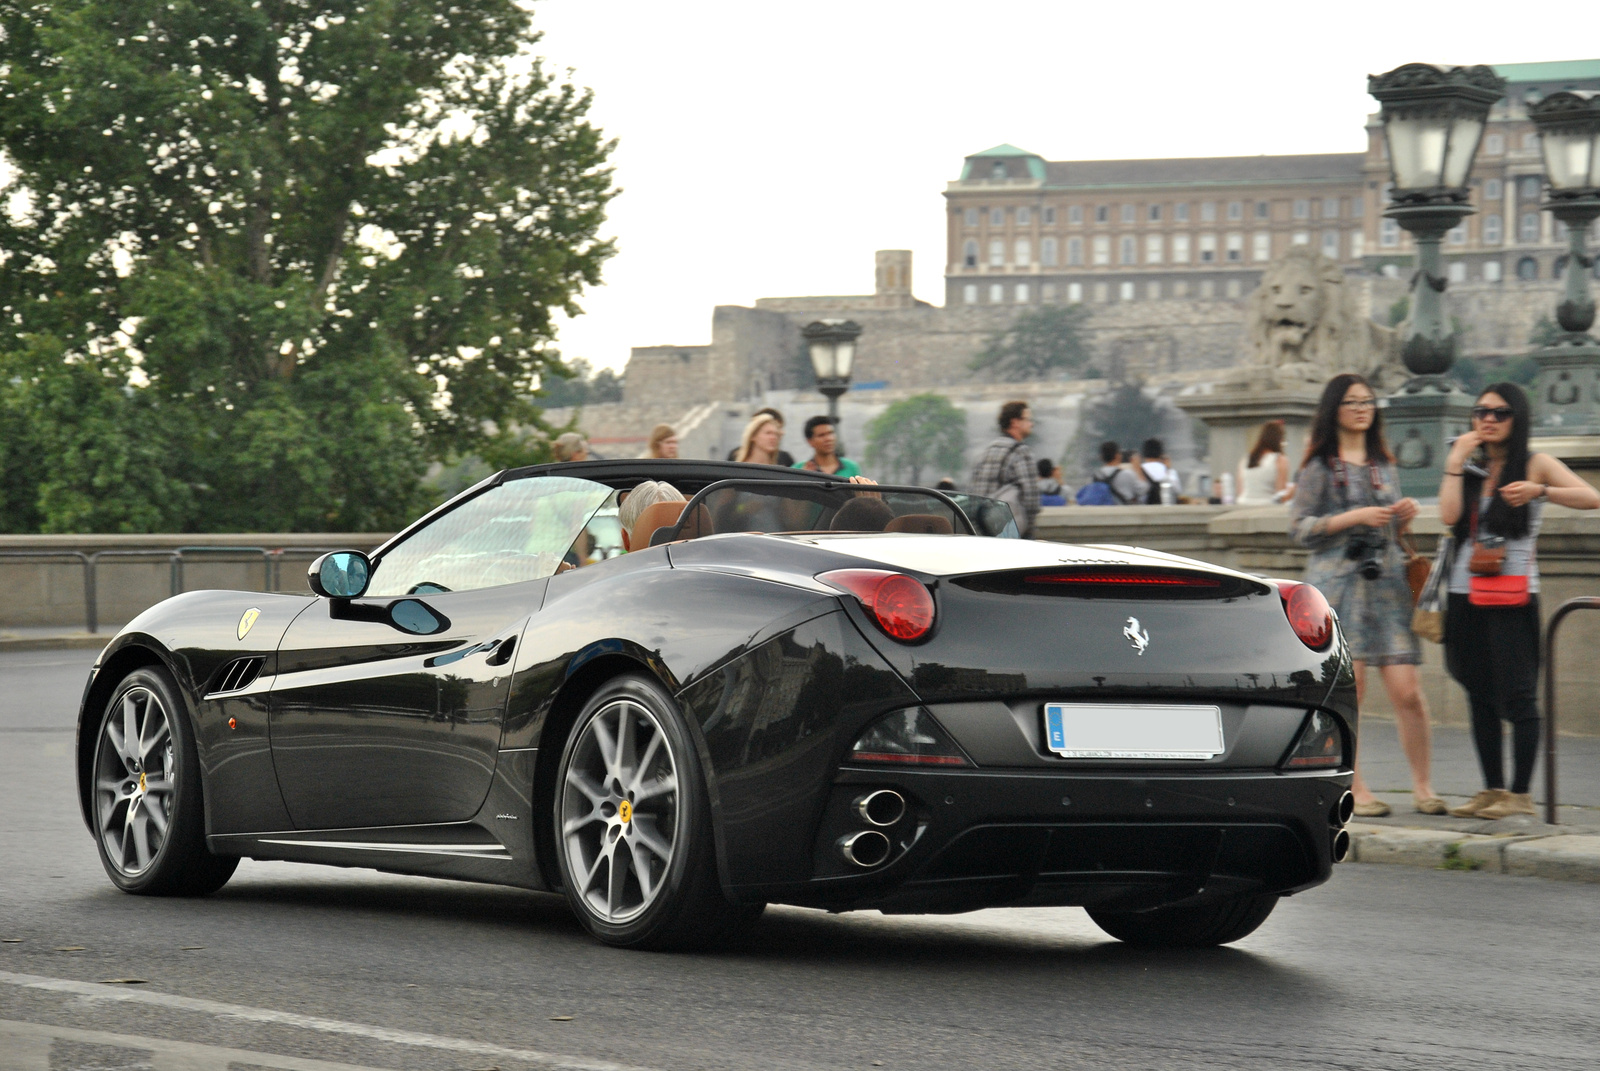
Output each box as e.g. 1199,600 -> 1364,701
484,636 -> 516,667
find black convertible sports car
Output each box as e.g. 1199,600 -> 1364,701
77,459 -> 1356,949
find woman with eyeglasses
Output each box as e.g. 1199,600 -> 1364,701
1438,383 -> 1599,820
1291,374 -> 1439,817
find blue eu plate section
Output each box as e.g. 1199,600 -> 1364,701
1043,702 -> 1225,760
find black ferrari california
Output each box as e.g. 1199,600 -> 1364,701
77,459 -> 1355,949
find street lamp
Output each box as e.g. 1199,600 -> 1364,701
802,319 -> 861,422
1368,63 -> 1506,497
1368,62 -> 1507,377
1530,91 -> 1600,337
1529,90 -> 1600,436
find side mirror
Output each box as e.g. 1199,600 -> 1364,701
308,551 -> 372,600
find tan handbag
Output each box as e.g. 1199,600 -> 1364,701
1409,533 -> 1455,644
1401,533 -> 1430,607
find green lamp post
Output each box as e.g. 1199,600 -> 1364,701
1528,90 -> 1600,438
1368,62 -> 1507,496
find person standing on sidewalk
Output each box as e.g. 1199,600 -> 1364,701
1439,383 -> 1600,820
1290,374 -> 1441,818
968,400 -> 1040,537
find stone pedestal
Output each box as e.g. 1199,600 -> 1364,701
1529,435 -> 1600,492
1175,381 -> 1322,497
1531,337 -> 1600,438
1383,378 -> 1474,499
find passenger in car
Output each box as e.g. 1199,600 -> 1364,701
618,480 -> 687,551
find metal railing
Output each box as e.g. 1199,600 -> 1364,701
1,545 -> 350,634
1543,596 -> 1600,825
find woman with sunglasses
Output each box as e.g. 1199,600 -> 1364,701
1291,374 -> 1439,817
1439,383 -> 1598,819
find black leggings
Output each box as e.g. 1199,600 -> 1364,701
1443,593 -> 1542,794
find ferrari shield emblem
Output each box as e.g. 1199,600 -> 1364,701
237,607 -> 261,641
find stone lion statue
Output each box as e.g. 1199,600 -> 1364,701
1248,245 -> 1404,390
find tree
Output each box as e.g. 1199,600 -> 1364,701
537,358 -> 625,409
865,393 -> 967,486
968,304 -> 1094,381
0,0 -> 615,531
1529,313 -> 1563,348
1074,381 -> 1167,480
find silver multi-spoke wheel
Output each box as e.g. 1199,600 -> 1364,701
560,698 -> 680,924
94,686 -> 176,876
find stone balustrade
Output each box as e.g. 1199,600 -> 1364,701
6,510 -> 1599,734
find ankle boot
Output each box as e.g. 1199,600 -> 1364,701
1449,789 -> 1507,818
1477,791 -> 1536,820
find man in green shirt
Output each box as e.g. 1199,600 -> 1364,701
793,415 -> 861,478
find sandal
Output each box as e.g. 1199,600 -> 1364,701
1352,799 -> 1391,818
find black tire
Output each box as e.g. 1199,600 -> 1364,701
553,673 -> 747,950
1087,894 -> 1279,948
90,666 -> 238,896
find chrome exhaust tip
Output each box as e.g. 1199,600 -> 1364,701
839,830 -> 892,868
1332,828 -> 1351,864
854,789 -> 906,828
1336,791 -> 1355,826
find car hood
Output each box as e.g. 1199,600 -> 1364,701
788,533 -> 1261,583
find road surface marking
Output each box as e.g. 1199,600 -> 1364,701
0,1019 -> 392,1071
0,971 -> 660,1071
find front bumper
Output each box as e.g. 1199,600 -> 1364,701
754,765 -> 1350,914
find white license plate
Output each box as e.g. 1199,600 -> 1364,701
1043,703 -> 1224,760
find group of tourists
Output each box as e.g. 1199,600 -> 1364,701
1292,375 -> 1598,820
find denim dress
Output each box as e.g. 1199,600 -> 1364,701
1289,458 -> 1421,666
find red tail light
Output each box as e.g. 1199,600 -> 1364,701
819,569 -> 936,642
1278,581 -> 1333,650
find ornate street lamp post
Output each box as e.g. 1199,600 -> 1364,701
1528,91 -> 1600,437
1368,62 -> 1507,495
802,319 -> 861,423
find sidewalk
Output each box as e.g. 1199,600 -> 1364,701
1345,716 -> 1600,882
0,626 -> 115,651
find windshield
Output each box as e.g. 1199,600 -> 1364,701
661,480 -> 975,543
368,475 -> 613,596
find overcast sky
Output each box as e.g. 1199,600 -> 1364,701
534,0 -> 1579,373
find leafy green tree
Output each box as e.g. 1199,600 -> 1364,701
865,393 -> 967,485
1529,314 -> 1563,348
537,357 -> 625,409
0,0 -> 615,531
1387,295 -> 1410,327
969,304 -> 1094,381
1073,381 -> 1166,480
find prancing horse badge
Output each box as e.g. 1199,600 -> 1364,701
237,607 -> 261,641
1123,616 -> 1150,656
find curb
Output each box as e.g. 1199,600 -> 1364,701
0,634 -> 108,652
1345,822 -> 1600,883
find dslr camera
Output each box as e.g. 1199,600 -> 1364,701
1345,529 -> 1387,580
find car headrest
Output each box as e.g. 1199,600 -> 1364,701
885,514 -> 953,535
632,501 -> 685,549
829,497 -> 896,532
646,503 -> 713,546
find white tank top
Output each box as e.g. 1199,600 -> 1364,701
1236,452 -> 1281,505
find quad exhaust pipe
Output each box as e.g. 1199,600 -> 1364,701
1335,791 -> 1355,826
838,830 -> 892,868
1332,828 -> 1351,863
853,789 -> 906,828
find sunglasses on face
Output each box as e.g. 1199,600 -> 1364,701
1472,406 -> 1514,423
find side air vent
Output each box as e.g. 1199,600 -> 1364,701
955,567 -> 1268,601
209,656 -> 265,695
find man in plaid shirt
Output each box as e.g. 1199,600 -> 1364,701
967,400 -> 1040,537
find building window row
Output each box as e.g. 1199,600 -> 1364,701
960,276 -> 1254,306
964,229 -> 1362,269
959,196 -> 1366,230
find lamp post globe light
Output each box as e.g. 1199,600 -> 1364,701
1529,90 -> 1600,438
1368,62 -> 1506,377
802,319 -> 861,422
1368,63 -> 1506,497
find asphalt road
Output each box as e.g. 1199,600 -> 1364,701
4,650 -> 1598,1071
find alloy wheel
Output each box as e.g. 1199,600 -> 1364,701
94,686 -> 177,876
559,698 -> 680,924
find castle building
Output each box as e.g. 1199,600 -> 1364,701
945,59 -> 1600,308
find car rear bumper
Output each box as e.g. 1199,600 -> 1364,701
746,765 -> 1350,914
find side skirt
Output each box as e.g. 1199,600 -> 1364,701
206,748 -> 546,890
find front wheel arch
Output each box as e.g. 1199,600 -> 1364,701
77,642 -> 175,834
